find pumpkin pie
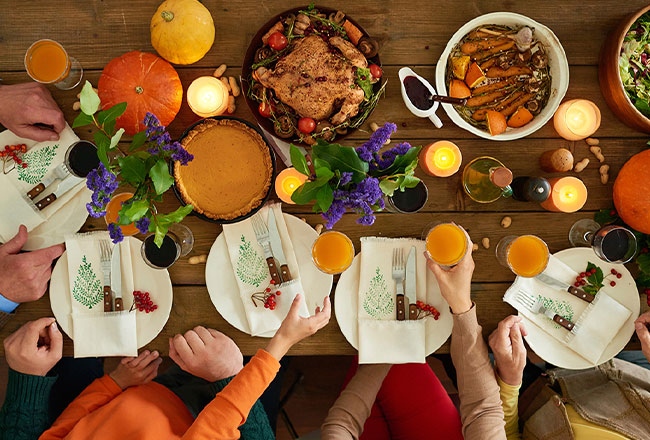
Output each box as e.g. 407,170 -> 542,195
174,118 -> 273,221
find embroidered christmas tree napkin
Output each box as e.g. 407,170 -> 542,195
65,232 -> 137,357
357,237 -> 427,364
0,125 -> 86,242
222,203 -> 309,337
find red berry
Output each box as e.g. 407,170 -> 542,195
265,288 -> 271,292
576,276 -> 582,281
264,303 -> 269,308
270,280 -> 275,285
574,282 -> 580,287
610,210 -> 616,216
270,304 -> 276,310
22,163 -> 27,168
611,269 -> 617,275
580,280 -> 586,286
580,272 -> 586,278
276,290 -> 281,295
616,273 -> 622,279
610,281 -> 616,287
591,269 -> 597,274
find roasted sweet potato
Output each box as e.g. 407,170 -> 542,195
471,41 -> 516,61
466,89 -> 509,107
460,37 -> 511,54
486,66 -> 533,78
500,93 -> 535,117
495,91 -> 524,111
479,58 -> 498,71
472,78 -> 515,95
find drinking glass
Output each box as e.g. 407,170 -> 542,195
141,223 -> 194,269
423,222 -> 469,268
104,192 -> 139,237
64,141 -> 98,178
385,181 -> 429,214
311,230 -> 355,275
496,235 -> 549,278
569,219 -> 637,264
25,39 -> 83,90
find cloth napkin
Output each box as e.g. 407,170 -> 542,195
222,203 -> 309,337
0,125 -> 85,241
357,237 -> 427,364
65,231 -> 137,358
504,256 -> 631,364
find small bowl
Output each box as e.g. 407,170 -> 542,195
435,12 -> 569,141
599,5 -> 650,134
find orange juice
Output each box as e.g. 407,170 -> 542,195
104,192 -> 139,236
312,231 -> 355,274
507,235 -> 549,277
25,40 -> 69,83
426,223 -> 467,266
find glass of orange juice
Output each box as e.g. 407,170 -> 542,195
104,192 -> 140,236
24,39 -> 83,90
496,235 -> 549,278
424,222 -> 469,268
311,231 -> 355,275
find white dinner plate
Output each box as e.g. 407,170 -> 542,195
206,213 -> 333,338
50,236 -> 173,348
520,247 -> 640,369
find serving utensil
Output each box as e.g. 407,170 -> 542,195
515,290 -> 575,331
251,215 -> 282,285
392,248 -> 406,321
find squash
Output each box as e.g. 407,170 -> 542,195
98,51 -> 182,135
150,0 -> 215,65
613,149 -> 650,234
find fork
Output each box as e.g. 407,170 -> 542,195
251,215 -> 283,285
515,290 -> 575,331
26,163 -> 72,200
99,239 -> 113,312
392,248 -> 406,321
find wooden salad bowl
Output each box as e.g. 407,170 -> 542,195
599,5 -> 650,134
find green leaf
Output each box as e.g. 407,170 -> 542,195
379,179 -> 399,197
117,156 -> 146,185
312,140 -> 369,182
638,252 -> 650,274
316,184 -> 334,212
400,175 -> 420,191
157,204 -> 194,225
97,102 -> 127,125
93,132 -> 110,168
72,112 -> 94,128
154,223 -> 169,248
290,145 -> 310,176
594,208 -> 617,225
109,128 -> 125,150
80,81 -> 100,115
355,67 -> 373,98
149,159 -> 174,195
371,146 -> 422,178
313,158 -> 331,170
586,261 -> 604,287
313,167 -> 334,187
129,130 -> 148,152
117,200 -> 149,225
291,181 -> 322,205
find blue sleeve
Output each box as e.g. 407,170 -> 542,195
0,292 -> 18,313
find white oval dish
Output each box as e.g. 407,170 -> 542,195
435,12 -> 569,141
399,67 -> 443,128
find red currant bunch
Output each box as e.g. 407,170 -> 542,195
415,300 -> 440,320
643,288 -> 650,307
252,284 -> 282,311
131,290 -> 157,313
0,144 -> 28,168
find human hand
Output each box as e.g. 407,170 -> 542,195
489,315 -> 528,386
266,294 -> 331,361
169,326 -> 243,382
109,350 -> 162,390
0,225 -> 65,304
0,83 -> 65,141
425,241 -> 475,314
634,311 -> 650,362
3,317 -> 62,376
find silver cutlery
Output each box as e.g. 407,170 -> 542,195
268,210 -> 292,282
34,176 -> 83,210
111,241 -> 123,312
99,239 -> 113,312
515,290 -> 575,331
27,162 -> 72,200
405,246 -> 417,320
392,248 -> 406,321
536,272 -> 593,303
251,215 -> 282,285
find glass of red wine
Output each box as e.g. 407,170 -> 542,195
569,219 -> 637,264
385,181 -> 428,214
141,223 -> 194,269
64,141 -> 100,178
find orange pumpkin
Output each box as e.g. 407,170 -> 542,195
98,51 -> 183,135
613,149 -> 650,234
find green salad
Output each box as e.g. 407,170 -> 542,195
621,12 -> 650,117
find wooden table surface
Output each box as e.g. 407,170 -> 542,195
0,0 -> 647,356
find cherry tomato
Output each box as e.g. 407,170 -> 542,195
268,32 -> 288,51
298,117 -> 316,134
369,64 -> 382,79
258,102 -> 273,118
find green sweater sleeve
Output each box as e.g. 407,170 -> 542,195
0,369 -> 57,440
212,376 -> 275,440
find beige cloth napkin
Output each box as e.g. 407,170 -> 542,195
358,237 -> 427,364
222,203 -> 309,337
504,256 -> 631,364
0,125 -> 85,241
65,231 -> 137,357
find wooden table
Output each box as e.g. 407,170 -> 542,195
0,0 -> 647,356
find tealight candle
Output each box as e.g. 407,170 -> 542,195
275,167 -> 308,204
186,76 -> 229,117
540,176 -> 588,213
419,140 -> 462,177
553,99 -> 601,141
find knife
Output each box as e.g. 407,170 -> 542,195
536,272 -> 594,303
34,176 -> 83,210
405,246 -> 418,320
268,210 -> 291,282
111,242 -> 124,312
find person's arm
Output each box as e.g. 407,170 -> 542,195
0,369 -> 57,440
497,376 -> 522,440
321,364 -> 391,440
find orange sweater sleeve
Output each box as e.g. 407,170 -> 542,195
39,375 -> 122,440
182,349 -> 280,440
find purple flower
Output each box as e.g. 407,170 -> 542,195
107,223 -> 124,243
373,142 -> 413,170
142,113 -> 194,166
86,163 -> 118,218
135,217 -> 151,235
321,177 -> 383,228
322,199 -> 346,229
339,172 -> 352,186
356,123 -> 396,161
170,143 -> 194,166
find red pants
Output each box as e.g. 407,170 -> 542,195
342,360 -> 463,440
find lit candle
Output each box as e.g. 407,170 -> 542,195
275,167 -> 308,204
540,176 -> 588,213
186,76 -> 229,117
553,99 -> 601,141
419,140 -> 462,177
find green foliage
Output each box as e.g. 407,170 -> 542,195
149,159 -> 174,195
117,156 -> 147,186
312,139 -> 369,182
583,262 -> 605,296
97,102 -> 127,125
355,67 -> 374,99
80,81 -> 100,115
290,145 -> 310,176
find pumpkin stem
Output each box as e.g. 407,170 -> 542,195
135,86 -> 144,94
161,10 -> 174,22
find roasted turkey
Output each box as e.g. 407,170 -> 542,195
255,35 -> 368,125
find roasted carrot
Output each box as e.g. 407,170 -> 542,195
486,66 -> 533,78
500,93 -> 535,117
479,58 -> 498,70
472,41 -> 516,61
495,91 -> 524,111
466,89 -> 509,107
343,20 -> 363,45
472,109 -> 489,121
460,37 -> 510,54
472,78 -> 515,95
